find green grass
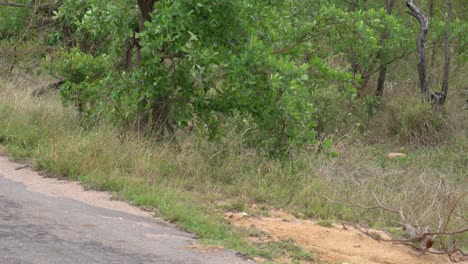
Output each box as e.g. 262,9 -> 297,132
0,77 -> 467,261
256,240 -> 315,263
0,80 -> 319,261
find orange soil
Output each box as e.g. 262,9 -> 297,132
228,210 -> 452,264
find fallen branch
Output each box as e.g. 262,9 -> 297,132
14,165 -> 29,170
310,189 -> 467,261
31,79 -> 64,97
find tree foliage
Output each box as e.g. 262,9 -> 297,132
1,0 -> 466,153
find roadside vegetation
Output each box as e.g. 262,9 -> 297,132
1,0 -> 467,263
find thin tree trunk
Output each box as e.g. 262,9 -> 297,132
134,15 -> 148,132
375,0 -> 396,97
428,0 -> 437,68
406,0 -> 430,98
439,0 -> 451,105
348,0 -> 362,93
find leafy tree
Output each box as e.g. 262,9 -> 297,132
51,0 -> 334,153
5,0 -> 463,153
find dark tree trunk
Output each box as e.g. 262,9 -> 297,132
133,0 -> 173,136
376,66 -> 388,96
375,0 -> 396,97
406,0 -> 430,99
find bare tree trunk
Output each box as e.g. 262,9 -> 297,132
406,0 -> 430,99
375,0 -> 396,97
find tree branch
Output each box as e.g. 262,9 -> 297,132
0,1 -> 49,8
364,50 -> 411,79
406,0 -> 430,97
309,191 -> 383,210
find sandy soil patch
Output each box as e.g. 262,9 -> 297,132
228,210 -> 451,264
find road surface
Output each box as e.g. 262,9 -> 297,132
0,156 -> 248,264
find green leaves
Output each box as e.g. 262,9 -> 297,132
49,0 -> 355,153
52,48 -> 111,117
47,0 -> 447,154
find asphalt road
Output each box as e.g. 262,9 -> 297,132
0,158 -> 248,264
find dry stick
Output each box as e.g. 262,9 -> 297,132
417,179 -> 443,223
0,60 -> 38,84
10,0 -> 41,53
309,190 -> 385,211
440,192 -> 467,253
371,192 -> 401,215
14,165 -> 29,170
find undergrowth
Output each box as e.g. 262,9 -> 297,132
0,77 -> 466,261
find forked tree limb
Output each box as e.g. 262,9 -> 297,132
406,0 -> 430,97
